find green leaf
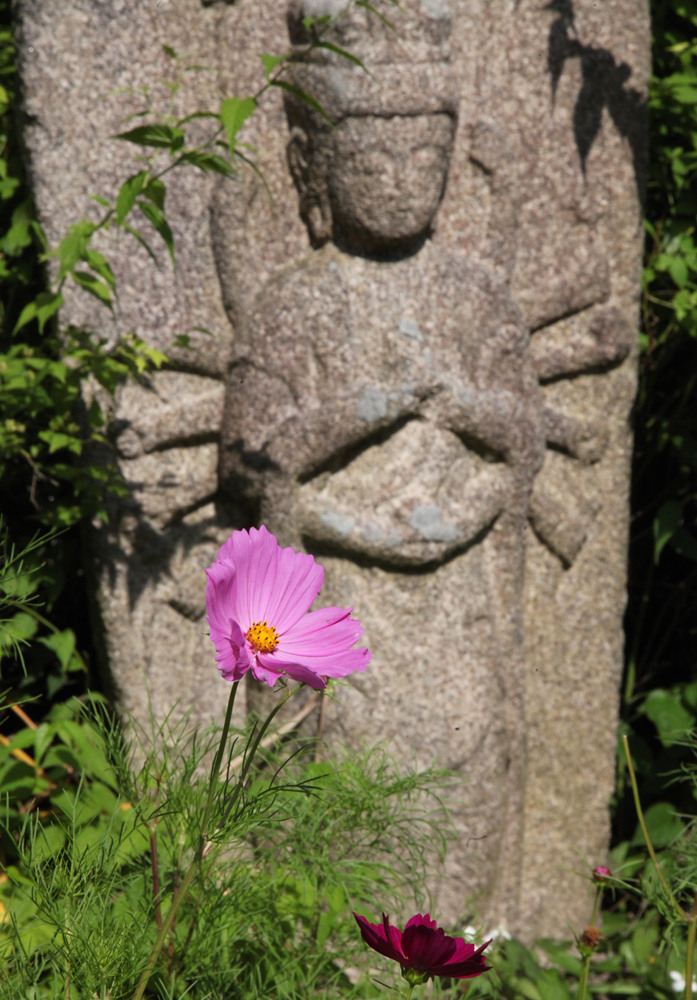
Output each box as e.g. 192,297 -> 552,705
116,170 -> 149,224
219,96 -> 256,156
84,249 -> 116,289
37,430 -> 81,454
641,688 -> 694,745
115,124 -> 185,150
31,823 -> 67,862
12,291 -> 64,335
537,940 -> 582,976
57,219 -> 97,278
302,15 -> 331,29
355,0 -> 397,30
670,525 -> 697,561
180,150 -> 236,176
261,52 -> 289,80
631,801 -> 684,848
138,202 -> 175,263
176,110 -> 220,127
512,980 -> 544,1000
123,222 -> 158,263
72,270 -> 113,309
653,500 -> 682,563
0,174 -> 20,199
30,220 -> 48,252
143,177 -> 166,211
668,254 -> 689,286
630,921 -> 659,965
317,41 -> 367,70
162,44 -> 177,59
0,199 -> 34,256
270,80 -> 333,124
672,85 -> 697,104
33,722 -> 53,768
535,969 -> 571,1000
38,629 -> 77,672
0,611 -> 38,645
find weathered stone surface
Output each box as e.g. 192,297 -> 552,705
16,0 -> 649,939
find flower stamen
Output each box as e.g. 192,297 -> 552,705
246,620 -> 279,654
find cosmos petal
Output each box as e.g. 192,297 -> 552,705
354,912 -> 491,983
206,526 -> 369,689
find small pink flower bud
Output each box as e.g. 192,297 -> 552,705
592,865 -> 612,883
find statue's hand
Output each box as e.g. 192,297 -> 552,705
424,383 -> 544,471
530,305 -> 633,382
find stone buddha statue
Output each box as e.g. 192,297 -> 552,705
214,0 -> 635,927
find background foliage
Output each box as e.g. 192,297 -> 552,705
617,0 -> 697,848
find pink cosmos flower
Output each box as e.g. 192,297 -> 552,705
353,912 -> 491,982
592,865 -> 612,883
205,525 -> 371,690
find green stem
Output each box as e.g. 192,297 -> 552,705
202,680 -> 239,834
131,862 -> 197,1000
622,735 -> 688,919
590,886 -> 601,927
684,888 -> 697,1000
220,683 -> 300,825
131,681 -> 238,1000
577,955 -> 591,1000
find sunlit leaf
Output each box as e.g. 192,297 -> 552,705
220,96 -> 256,156
180,150 -> 236,176
116,170 -> 149,224
261,52 -> 289,81
138,202 -> 175,264
72,270 -> 113,309
12,291 -> 64,335
317,41 -> 367,70
56,220 -> 97,278
38,629 -> 77,671
84,249 -> 116,289
114,124 -> 185,150
143,177 -> 166,211
653,500 -> 682,563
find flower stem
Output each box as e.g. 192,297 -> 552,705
219,683 -> 300,826
202,680 -> 239,834
684,888 -> 697,1000
577,888 -> 601,1000
590,885 -> 601,928
130,862 -> 197,1000
131,681 -> 239,1000
622,735 -> 688,918
577,955 -> 591,1000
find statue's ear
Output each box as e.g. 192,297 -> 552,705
287,126 -> 332,247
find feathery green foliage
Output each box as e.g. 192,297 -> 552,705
0,696 -> 451,999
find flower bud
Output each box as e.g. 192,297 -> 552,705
592,865 -> 612,884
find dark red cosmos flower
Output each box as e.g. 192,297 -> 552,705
353,912 -> 491,984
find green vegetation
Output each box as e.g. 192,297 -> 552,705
0,694 -> 449,999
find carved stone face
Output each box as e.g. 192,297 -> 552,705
327,113 -> 455,252
287,109 -> 456,256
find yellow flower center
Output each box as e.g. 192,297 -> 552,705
246,620 -> 279,654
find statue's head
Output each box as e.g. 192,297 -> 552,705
285,0 -> 458,257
